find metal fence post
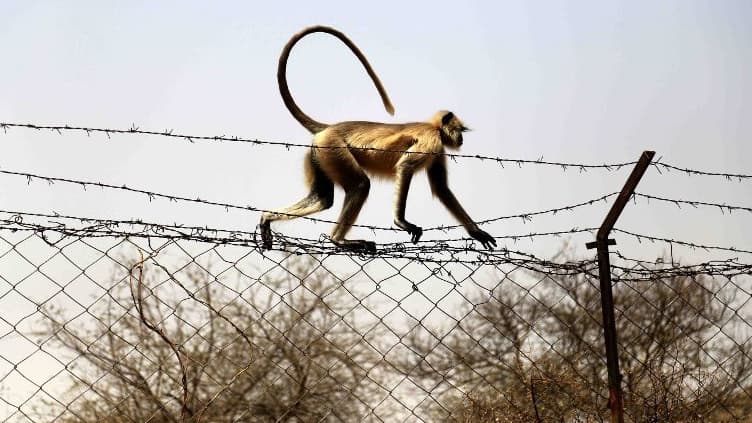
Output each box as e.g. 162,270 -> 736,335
586,150 -> 655,423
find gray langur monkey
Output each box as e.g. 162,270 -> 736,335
259,25 -> 496,253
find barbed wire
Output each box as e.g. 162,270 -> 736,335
1,210 -> 748,280
0,121 -> 638,172
0,208 -> 599,243
0,209 -> 588,270
652,158 -> 752,182
612,228 -> 752,255
0,167 -> 621,232
6,208 -> 748,256
611,251 -> 752,281
634,192 -> 752,214
3,121 -> 751,181
0,204 -> 742,259
2,165 -> 749,236
0,210 -> 569,269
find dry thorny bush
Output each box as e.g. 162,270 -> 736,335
32,253 -> 752,422
36,256 -> 389,422
403,268 -> 752,422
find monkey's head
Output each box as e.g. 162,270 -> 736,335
433,110 -> 469,150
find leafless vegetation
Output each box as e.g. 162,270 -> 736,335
28,254 -> 752,422
37,257 -> 388,422
400,266 -> 752,422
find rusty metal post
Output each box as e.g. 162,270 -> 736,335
586,150 -> 655,423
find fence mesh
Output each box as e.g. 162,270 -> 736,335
0,212 -> 750,422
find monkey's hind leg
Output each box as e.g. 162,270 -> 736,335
259,153 -> 334,250
313,144 -> 376,253
330,176 -> 375,253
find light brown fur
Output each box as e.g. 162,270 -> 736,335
259,26 -> 495,252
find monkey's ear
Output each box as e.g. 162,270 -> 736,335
441,111 -> 455,126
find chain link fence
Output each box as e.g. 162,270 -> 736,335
0,213 -> 750,422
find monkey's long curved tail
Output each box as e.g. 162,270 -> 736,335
278,25 -> 395,134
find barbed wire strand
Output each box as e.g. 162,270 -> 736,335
652,157 -> 752,182
2,165 -> 749,235
610,252 -> 751,281
0,208 -> 587,267
0,210 -> 589,271
0,121 -> 638,171
612,228 -> 752,255
0,208 -> 598,244
634,192 -> 752,214
1,210 -> 749,276
4,121 -> 751,181
4,208 -> 748,257
0,167 -> 621,232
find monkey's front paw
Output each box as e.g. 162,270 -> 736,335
408,225 -> 423,244
468,227 -> 496,250
395,220 -> 423,244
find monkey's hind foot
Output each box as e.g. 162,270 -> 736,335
332,239 -> 377,254
258,221 -> 273,250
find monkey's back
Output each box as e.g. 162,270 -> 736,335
315,121 -> 443,177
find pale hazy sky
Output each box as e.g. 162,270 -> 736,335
0,2 -> 751,419
0,1 -> 750,261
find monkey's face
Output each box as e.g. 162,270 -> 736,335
438,111 -> 469,150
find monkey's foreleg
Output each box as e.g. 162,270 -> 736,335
427,158 -> 496,250
393,166 -> 423,243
